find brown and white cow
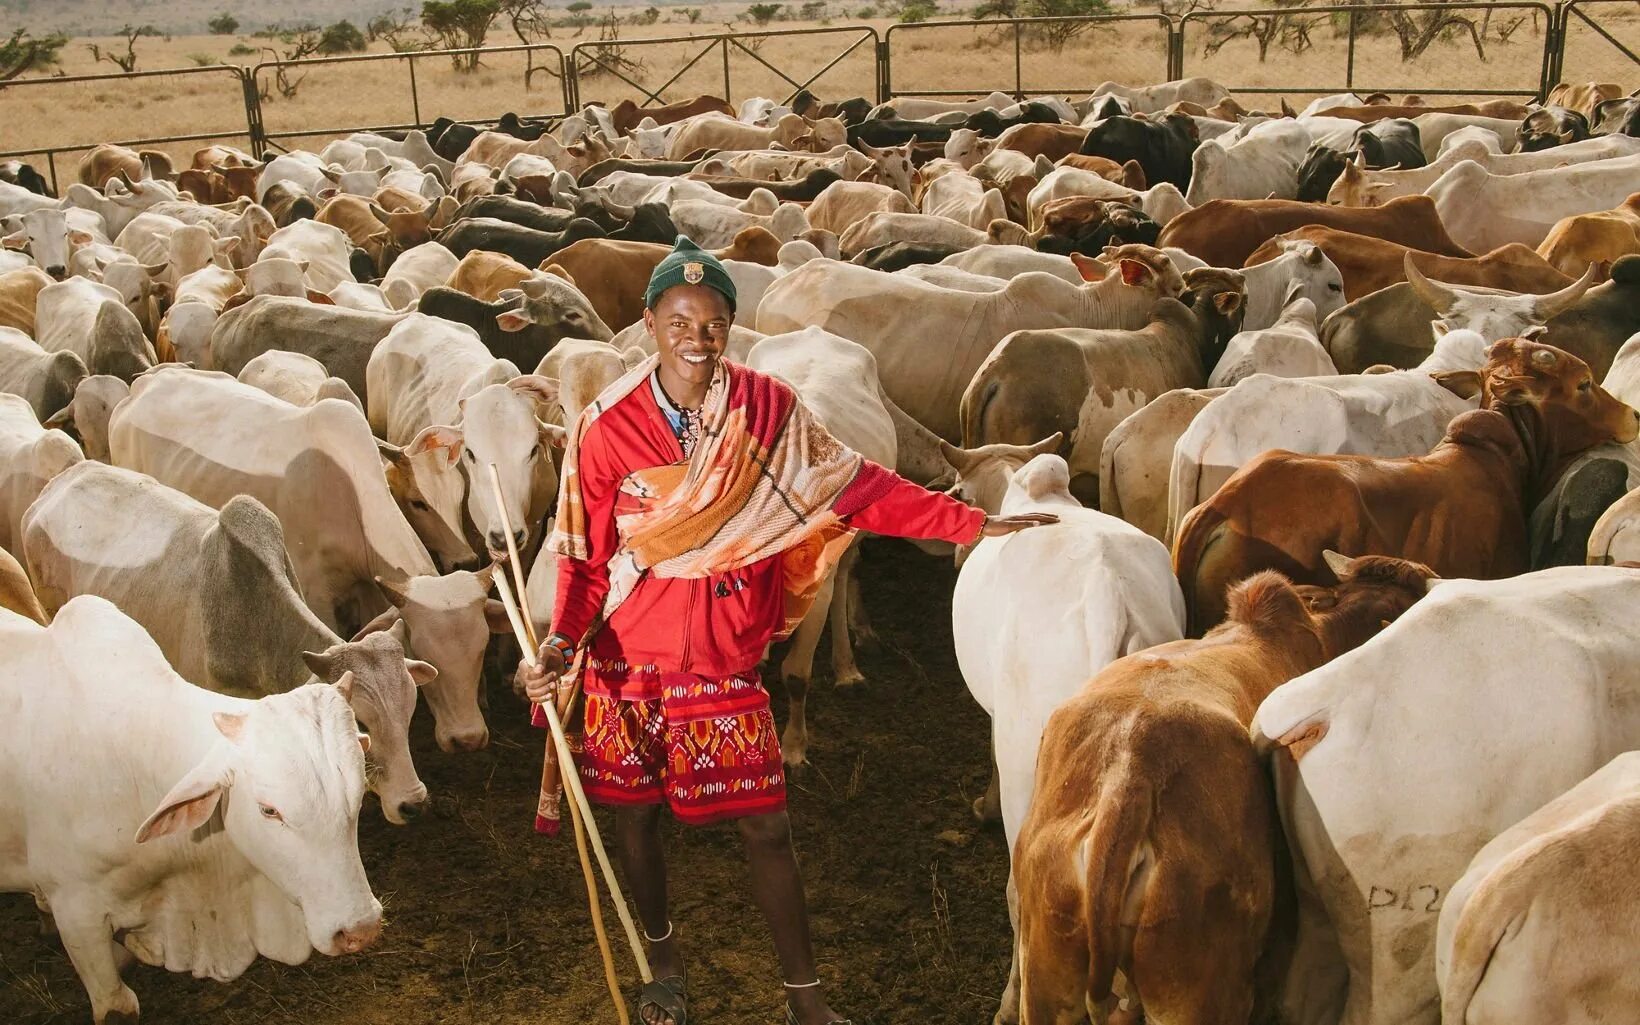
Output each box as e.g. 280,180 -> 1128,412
1014,555 -> 1434,1025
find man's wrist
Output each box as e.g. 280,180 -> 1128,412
545,633 -> 576,663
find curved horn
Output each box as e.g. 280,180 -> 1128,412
1531,262 -> 1599,320
1402,252 -> 1460,314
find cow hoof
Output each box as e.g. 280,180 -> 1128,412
834,668 -> 865,688
972,793 -> 1002,824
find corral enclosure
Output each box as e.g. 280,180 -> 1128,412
1,0 -> 1637,185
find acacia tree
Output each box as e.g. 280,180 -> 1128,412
208,12 -> 239,34
0,27 -> 68,81
495,0 -> 559,88
422,0 -> 501,69
87,24 -> 160,73
257,24 -> 324,101
368,8 -> 426,51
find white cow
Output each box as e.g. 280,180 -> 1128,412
0,326 -> 87,422
379,240 -> 458,310
365,313 -> 563,557
41,374 -> 128,462
1027,167 -> 1192,229
1425,155 -> 1640,251
0,392 -> 83,554
0,595 -> 382,1024
954,454 -> 1185,1025
1165,370 -> 1475,542
22,463 -> 439,824
1208,294 -> 1332,387
919,170 -> 1007,230
257,219 -> 358,292
33,276 -> 156,381
108,367 -> 503,752
1328,134 -> 1640,207
237,350 -> 363,410
1251,566 -> 1640,1025
1587,483 -> 1640,565
1099,386 -> 1224,541
745,327 -> 898,766
757,247 -> 1183,441
1186,119 -> 1314,204
1082,77 -> 1228,114
531,338 -> 648,428
1436,750 -> 1640,1025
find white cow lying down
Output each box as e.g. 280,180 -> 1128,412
0,596 -> 382,1024
1251,565 -> 1640,1025
952,454 -> 1184,1024
1436,750 -> 1640,1025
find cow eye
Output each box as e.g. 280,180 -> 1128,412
464,450 -> 475,462
1327,283 -> 1342,292
409,499 -> 430,512
1579,379 -> 1592,392
259,804 -> 284,822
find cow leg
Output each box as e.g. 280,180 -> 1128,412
53,899 -> 141,1024
1015,869 -> 1089,1025
845,559 -> 879,652
974,746 -> 1003,822
828,543 -> 864,687
996,873 -> 1023,1025
779,567 -> 839,767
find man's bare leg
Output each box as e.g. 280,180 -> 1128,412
616,804 -> 685,1025
739,810 -> 843,1025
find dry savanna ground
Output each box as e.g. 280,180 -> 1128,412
0,1 -> 1636,184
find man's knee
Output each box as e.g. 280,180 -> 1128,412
617,802 -> 666,833
737,810 -> 793,850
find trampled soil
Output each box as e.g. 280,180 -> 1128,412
0,540 -> 1014,1025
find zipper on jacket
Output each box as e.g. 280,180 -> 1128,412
679,577 -> 697,672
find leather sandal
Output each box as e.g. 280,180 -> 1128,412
638,974 -> 687,1025
785,1002 -> 852,1025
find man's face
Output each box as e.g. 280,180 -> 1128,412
645,284 -> 733,391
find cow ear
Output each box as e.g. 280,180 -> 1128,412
409,424 -> 464,462
1117,259 -> 1153,286
541,422 -> 569,449
508,373 -> 560,408
1431,369 -> 1483,399
1212,290 -> 1243,315
301,649 -> 341,681
136,745 -> 231,843
405,660 -> 438,686
1068,252 -> 1108,282
0,230 -> 26,250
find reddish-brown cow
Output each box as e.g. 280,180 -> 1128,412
1158,194 -> 1473,267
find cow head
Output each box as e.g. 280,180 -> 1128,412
496,273 -> 614,343
454,378 -> 567,559
1083,243 -> 1184,299
1404,253 -> 1598,340
1301,551 -> 1440,658
939,434 -> 1065,518
379,430 -> 476,573
1517,106 -> 1591,152
134,680 -> 382,957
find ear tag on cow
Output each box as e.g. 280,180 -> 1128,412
683,262 -> 705,284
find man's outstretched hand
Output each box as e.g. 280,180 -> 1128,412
517,643 -> 567,705
980,512 -> 1060,537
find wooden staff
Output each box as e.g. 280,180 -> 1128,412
487,466 -> 654,998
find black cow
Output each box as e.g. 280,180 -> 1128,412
0,160 -> 53,197
437,216 -> 606,264
850,240 -> 966,272
1084,94 -> 1130,122
961,101 -> 1064,137
1079,113 -> 1199,191
577,157 -> 706,187
1296,144 -> 1350,202
689,167 -> 842,202
454,195 -> 587,233
1592,94 -> 1640,138
1036,202 -> 1161,257
1518,106 -> 1592,151
848,115 -> 954,148
417,287 -> 572,367
606,202 -> 677,244
1351,118 -> 1425,170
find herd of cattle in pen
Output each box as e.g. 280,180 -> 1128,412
3,65 -> 1640,1025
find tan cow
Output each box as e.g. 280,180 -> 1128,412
998,123 -> 1090,163
0,267 -> 53,335
1536,193 -> 1640,278
805,180 -> 917,236
76,144 -> 174,189
0,545 -> 46,623
316,194 -> 435,275
1546,81 -> 1627,119
667,113 -> 847,160
456,131 -> 610,178
445,250 -> 532,302
1015,556 -> 1435,1025
1245,226 -> 1575,301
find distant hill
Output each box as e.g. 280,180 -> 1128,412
0,0 -> 654,37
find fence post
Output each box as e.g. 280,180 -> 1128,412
1345,7 -> 1359,91
722,37 -> 732,102
878,36 -> 890,102
408,52 -> 423,127
1168,17 -> 1183,81
240,66 -> 267,159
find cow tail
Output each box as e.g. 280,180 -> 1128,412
1439,874 -> 1521,1025
960,376 -> 1001,450
1164,443 -> 1203,547
1170,500 -> 1226,635
1084,765 -> 1153,1005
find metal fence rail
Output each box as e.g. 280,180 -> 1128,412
883,14 -> 1174,100
1178,2 -> 1560,101
1,3 -> 1636,184
567,26 -> 880,110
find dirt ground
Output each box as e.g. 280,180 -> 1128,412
0,540 -> 1015,1025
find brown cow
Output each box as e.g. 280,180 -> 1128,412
1547,81 -> 1627,120
609,94 -> 736,136
176,165 -> 259,204
1245,225 -> 1574,301
315,194 -> 435,274
0,267 -> 54,335
996,123 -> 1090,163
189,145 -> 257,170
1173,338 -> 1640,633
1055,154 -> 1148,189
1536,193 -> 1640,278
0,545 -> 47,625
1158,194 -> 1473,267
541,228 -> 780,330
1014,555 -> 1435,1025
75,144 -> 174,188
445,250 -> 532,302
1319,100 -> 1530,122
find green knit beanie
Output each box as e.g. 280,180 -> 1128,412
644,235 -> 737,313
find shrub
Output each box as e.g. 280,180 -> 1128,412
208,12 -> 239,34
227,41 -> 256,55
318,19 -> 368,53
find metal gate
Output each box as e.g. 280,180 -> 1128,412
1551,0 -> 1640,91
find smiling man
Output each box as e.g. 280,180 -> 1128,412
519,236 -> 1053,1025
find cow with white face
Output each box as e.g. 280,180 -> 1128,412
22,466 -> 441,824
41,374 -> 129,462
1,206 -> 99,280
109,367 -> 505,752
366,313 -> 564,561
0,595 -> 383,1024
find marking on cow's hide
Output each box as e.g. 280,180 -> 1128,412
1367,883 -> 1442,913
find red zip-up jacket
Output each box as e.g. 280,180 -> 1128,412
551,368 -> 986,679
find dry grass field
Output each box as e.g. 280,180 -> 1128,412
0,0 -> 1635,186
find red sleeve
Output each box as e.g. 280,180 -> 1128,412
842,461 -> 987,545
551,427 -> 619,643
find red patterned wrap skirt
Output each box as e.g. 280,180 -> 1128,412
577,657 -> 787,825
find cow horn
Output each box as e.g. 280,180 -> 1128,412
375,575 -> 414,610
1531,262 -> 1599,319
1321,549 -> 1353,579
1402,252 -> 1460,313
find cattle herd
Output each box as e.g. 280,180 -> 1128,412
2,69 -> 1640,1025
